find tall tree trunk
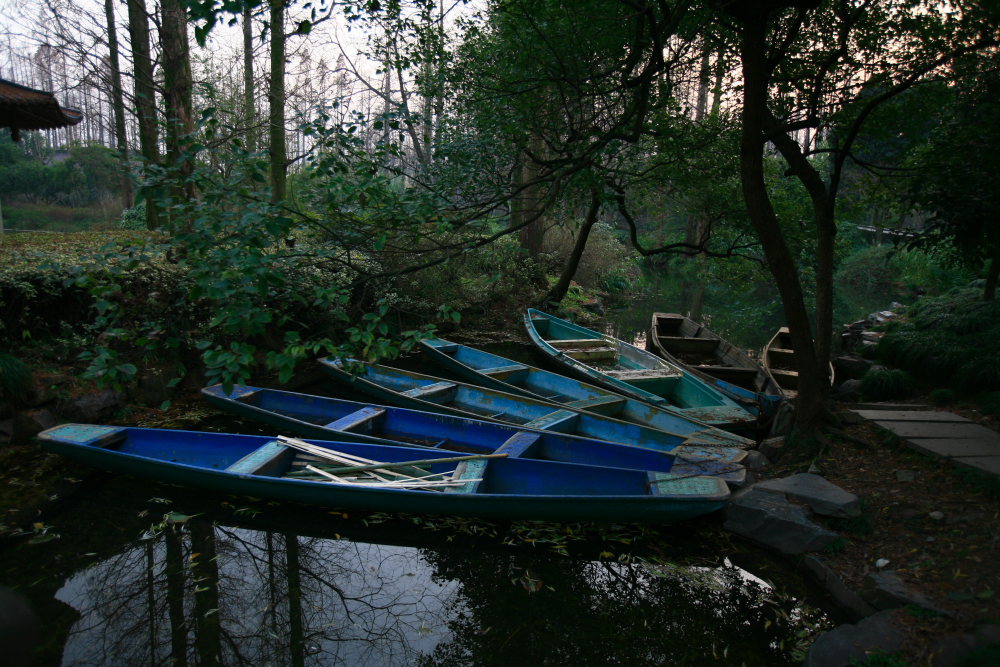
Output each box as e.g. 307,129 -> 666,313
518,133 -> 545,257
269,0 -> 287,204
545,187 -> 601,305
105,0 -> 133,209
736,9 -> 826,432
127,0 -> 160,230
243,4 -> 257,153
161,0 -> 196,224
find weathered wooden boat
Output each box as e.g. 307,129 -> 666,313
37,424 -> 731,524
418,336 -> 762,441
647,313 -> 783,417
524,309 -> 757,433
762,327 -> 836,399
201,384 -> 746,484
318,357 -> 753,458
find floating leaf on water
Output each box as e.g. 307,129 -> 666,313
27,533 -> 58,545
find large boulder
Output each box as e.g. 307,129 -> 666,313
755,473 -> 862,519
724,487 -> 839,555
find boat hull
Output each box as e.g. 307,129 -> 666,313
38,424 -> 730,524
524,309 -> 757,433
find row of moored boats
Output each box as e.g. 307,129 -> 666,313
39,309 -> 820,525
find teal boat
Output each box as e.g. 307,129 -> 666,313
201,384 -> 746,484
648,312 -> 784,418
37,424 -> 731,524
318,357 -> 752,458
524,309 -> 757,433
419,336 -> 763,438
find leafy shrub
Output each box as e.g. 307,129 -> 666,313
0,353 -> 32,406
929,388 -> 955,406
875,288 -> 1000,393
118,201 -> 147,230
542,222 -> 639,292
976,391 -> 1000,417
859,367 -> 913,401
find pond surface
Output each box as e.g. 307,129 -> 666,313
2,341 -> 845,666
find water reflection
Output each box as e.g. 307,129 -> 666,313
37,489 -> 824,666
55,522 -> 456,665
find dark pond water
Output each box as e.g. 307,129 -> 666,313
1,341 -> 853,666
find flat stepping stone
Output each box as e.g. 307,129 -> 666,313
873,421 -> 999,440
852,409 -> 972,423
905,438 -> 1000,459
952,456 -> 1000,476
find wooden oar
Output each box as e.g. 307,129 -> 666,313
320,452 -> 508,476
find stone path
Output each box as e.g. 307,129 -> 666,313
850,407 -> 1000,476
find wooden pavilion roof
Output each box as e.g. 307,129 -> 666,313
0,78 -> 83,141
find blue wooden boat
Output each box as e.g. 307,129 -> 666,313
648,313 -> 784,418
524,309 -> 757,433
318,357 -> 752,456
37,424 -> 731,524
418,336 -> 764,439
201,384 -> 746,484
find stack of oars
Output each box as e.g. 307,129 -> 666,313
277,436 -> 505,491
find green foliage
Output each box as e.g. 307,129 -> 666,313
875,288 -> 1000,393
976,391 -> 1000,417
0,353 -> 32,405
929,388 -> 955,406
542,222 -> 639,293
859,367 -> 913,402
0,135 -> 123,210
118,201 -> 147,230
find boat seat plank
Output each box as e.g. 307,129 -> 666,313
323,407 -> 386,433
566,395 -> 628,412
399,381 -> 457,399
495,431 -> 542,458
657,336 -> 719,355
548,338 -> 609,349
524,409 -> 581,433
228,441 -> 292,476
444,459 -> 487,494
562,347 -> 617,362
482,363 -> 529,378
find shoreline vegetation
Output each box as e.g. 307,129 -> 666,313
2,231 -> 999,665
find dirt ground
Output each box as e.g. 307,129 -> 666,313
772,402 -> 1000,665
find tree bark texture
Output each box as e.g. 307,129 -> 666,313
160,0 -> 196,220
126,0 -> 160,230
104,0 -> 133,209
736,8 -> 827,431
269,0 -> 287,203
545,187 -> 601,305
243,4 -> 257,153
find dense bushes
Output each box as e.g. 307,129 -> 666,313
875,288 -> 1000,393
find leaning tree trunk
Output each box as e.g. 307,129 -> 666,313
544,188 -> 601,306
737,9 -> 827,433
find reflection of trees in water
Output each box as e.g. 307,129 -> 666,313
420,549 -> 805,666
55,517 -> 457,665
